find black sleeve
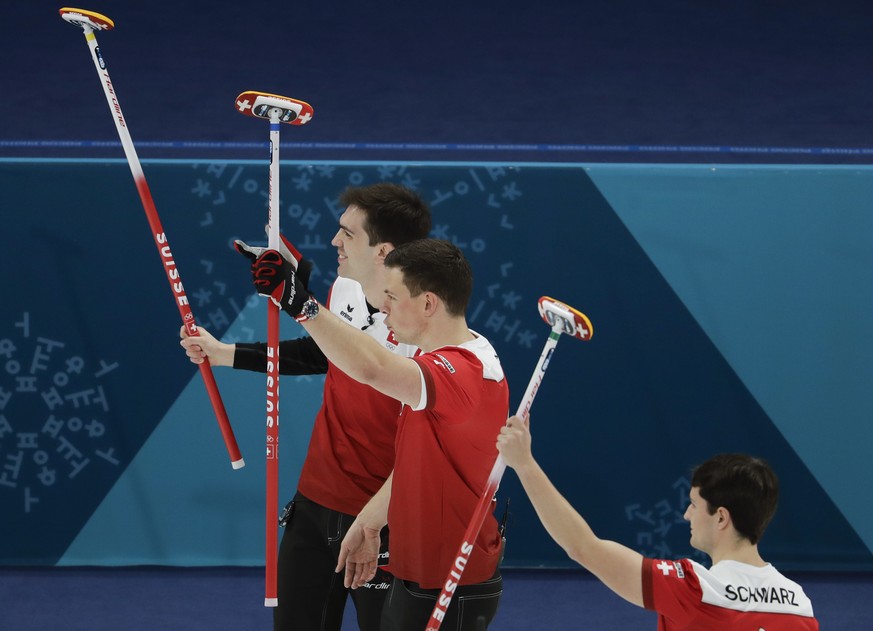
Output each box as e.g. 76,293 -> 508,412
233,336 -> 329,375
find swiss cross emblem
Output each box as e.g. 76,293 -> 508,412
387,330 -> 399,346
656,561 -> 684,578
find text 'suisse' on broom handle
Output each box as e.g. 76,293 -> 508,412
426,297 -> 593,630
59,8 -> 244,468
233,89 -> 314,606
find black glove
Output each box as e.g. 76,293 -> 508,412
234,233 -> 313,288
251,249 -> 313,317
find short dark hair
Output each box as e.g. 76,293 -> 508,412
339,183 -> 431,247
384,239 -> 472,317
691,453 -> 779,545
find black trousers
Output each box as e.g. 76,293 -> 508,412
380,570 -> 503,631
274,492 -> 392,631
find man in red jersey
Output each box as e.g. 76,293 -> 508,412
496,415 -> 819,630
248,238 -> 508,630
180,183 -> 431,631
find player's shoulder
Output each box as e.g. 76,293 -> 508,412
465,330 -> 504,381
326,277 -> 374,323
702,561 -> 816,618
428,331 -> 504,382
326,276 -> 365,310
648,558 -> 704,583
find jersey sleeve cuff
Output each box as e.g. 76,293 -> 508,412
641,557 -> 655,611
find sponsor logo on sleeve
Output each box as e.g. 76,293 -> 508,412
434,353 -> 456,373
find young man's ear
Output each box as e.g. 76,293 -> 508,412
376,242 -> 394,263
715,506 -> 731,531
423,292 -> 439,317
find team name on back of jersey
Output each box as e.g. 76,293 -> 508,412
724,584 -> 799,607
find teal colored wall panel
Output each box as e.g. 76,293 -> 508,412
60,299 -> 324,565
587,165 -> 873,557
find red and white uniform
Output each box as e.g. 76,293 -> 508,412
385,335 -> 509,588
643,558 -> 819,630
297,277 -> 418,515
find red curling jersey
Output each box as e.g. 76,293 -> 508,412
386,335 -> 509,588
297,277 -> 418,516
642,558 -> 819,630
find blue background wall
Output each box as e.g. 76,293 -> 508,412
1,160 -> 871,570
2,1 -> 872,571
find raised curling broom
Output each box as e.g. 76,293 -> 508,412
427,296 -> 593,630
59,7 -> 244,469
235,90 -> 314,606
